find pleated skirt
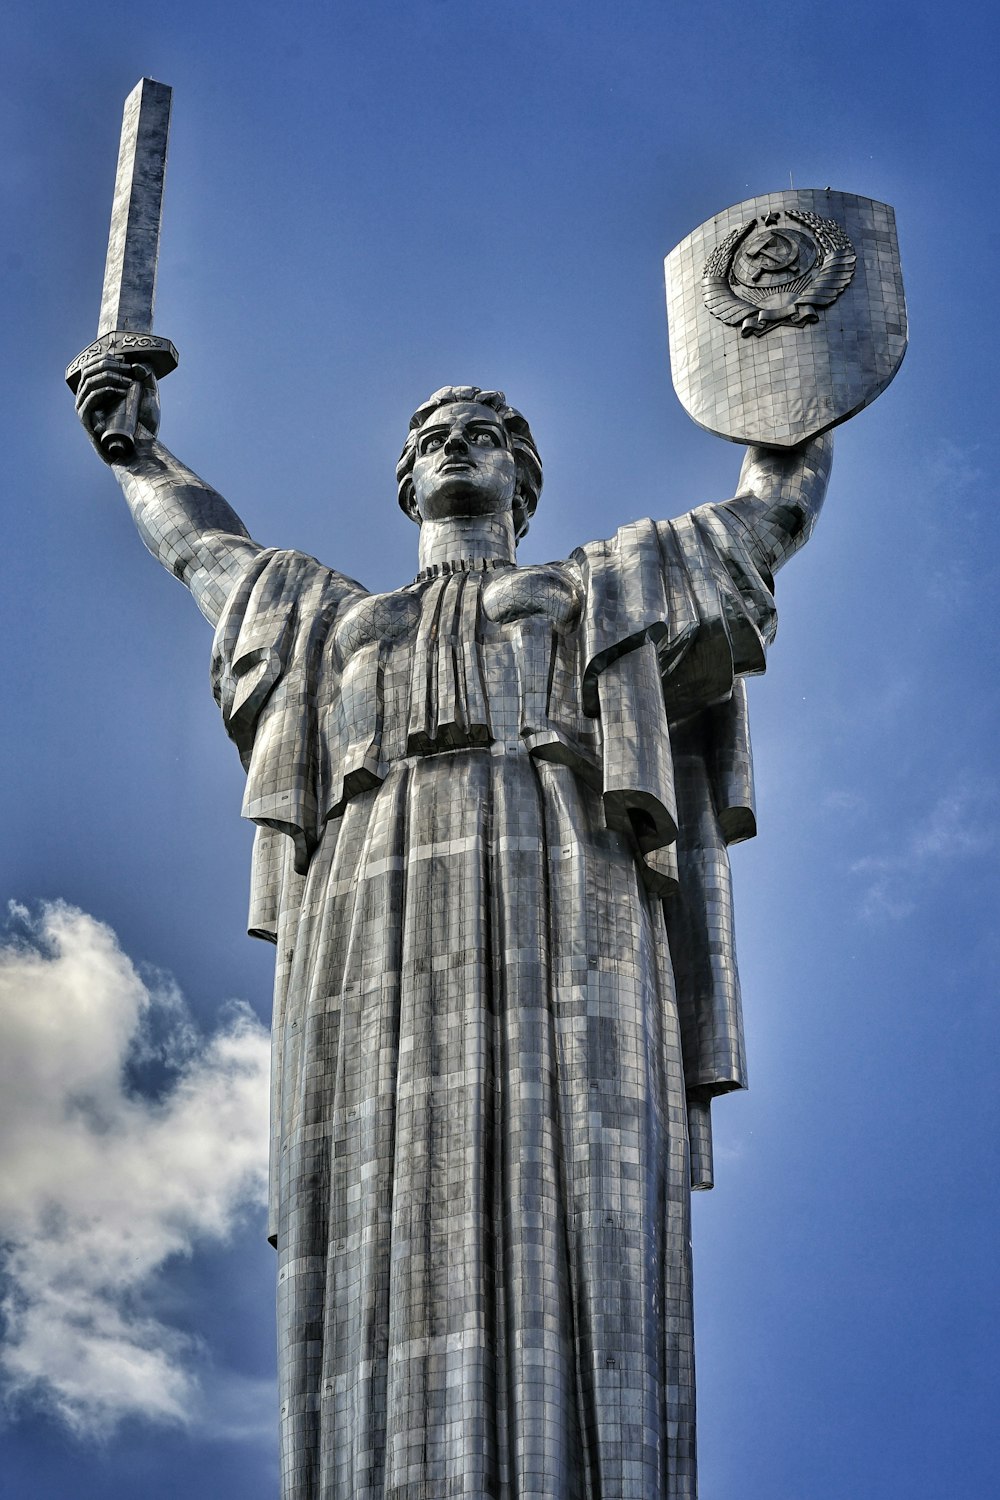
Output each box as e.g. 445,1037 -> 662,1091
275,746 -> 695,1500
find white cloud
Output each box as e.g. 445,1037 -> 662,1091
850,782 -> 997,921
0,901 -> 270,1437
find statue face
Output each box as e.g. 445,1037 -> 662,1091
408,402 -> 517,524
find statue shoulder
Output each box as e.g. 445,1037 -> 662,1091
223,547 -> 368,617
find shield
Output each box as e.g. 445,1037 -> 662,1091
664,190 -> 907,447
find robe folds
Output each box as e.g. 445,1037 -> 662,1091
211,504 -> 777,1500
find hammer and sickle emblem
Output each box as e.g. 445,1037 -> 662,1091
747,230 -> 800,282
701,208 -> 857,338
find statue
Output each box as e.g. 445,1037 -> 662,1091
68,80 -> 905,1500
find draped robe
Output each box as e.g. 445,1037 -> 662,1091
211,502 -> 778,1500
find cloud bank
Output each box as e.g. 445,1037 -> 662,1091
0,902 -> 270,1435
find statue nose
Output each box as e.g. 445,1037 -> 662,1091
443,433 -> 469,455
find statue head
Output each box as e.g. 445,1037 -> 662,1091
396,386 -> 542,541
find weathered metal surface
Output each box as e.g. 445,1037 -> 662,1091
66,79 -> 177,462
69,147 -> 907,1494
665,190 -> 906,446
98,77 -> 172,338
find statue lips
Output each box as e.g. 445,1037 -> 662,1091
437,458 -> 479,484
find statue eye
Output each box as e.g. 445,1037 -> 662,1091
421,434 -> 444,452
473,431 -> 497,446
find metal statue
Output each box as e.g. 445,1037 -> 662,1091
69,82 -> 905,1500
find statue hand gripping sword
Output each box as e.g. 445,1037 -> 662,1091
66,78 -> 177,462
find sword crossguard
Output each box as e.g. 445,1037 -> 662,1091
65,331 -> 179,463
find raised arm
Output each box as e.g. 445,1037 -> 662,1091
74,354 -> 261,626
722,430 -> 834,579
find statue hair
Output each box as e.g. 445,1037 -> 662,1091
396,386 -> 542,541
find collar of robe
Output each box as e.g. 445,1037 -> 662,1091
414,556 -> 516,583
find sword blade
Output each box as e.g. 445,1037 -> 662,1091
98,78 -> 172,337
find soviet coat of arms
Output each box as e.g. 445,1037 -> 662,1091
702,209 -> 856,337
664,190 -> 907,447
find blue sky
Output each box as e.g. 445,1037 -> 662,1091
2,2 -> 998,1496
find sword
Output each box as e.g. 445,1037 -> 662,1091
66,78 -> 179,462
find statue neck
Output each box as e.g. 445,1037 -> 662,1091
417,514 -> 517,573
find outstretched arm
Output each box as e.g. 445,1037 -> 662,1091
722,431 -> 834,578
114,440 -> 261,625
74,354 -> 261,627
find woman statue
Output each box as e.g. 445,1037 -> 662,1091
74,358 -> 831,1500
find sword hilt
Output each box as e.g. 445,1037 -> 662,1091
66,330 -> 179,463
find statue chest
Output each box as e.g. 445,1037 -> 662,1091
325,564 -> 596,814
